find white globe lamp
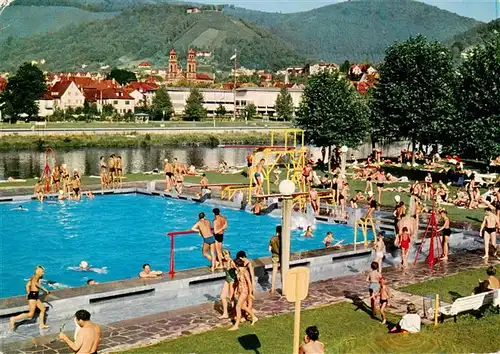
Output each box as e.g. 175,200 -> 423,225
341,145 -> 348,153
279,179 -> 295,196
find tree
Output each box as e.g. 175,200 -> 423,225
0,63 -> 46,122
184,88 -> 206,121
243,102 -> 257,121
102,103 -> 115,116
106,68 -> 137,85
275,87 -> 294,121
151,86 -> 174,120
295,70 -> 369,148
340,60 -> 350,73
215,103 -> 227,118
446,34 -> 500,161
371,35 -> 456,161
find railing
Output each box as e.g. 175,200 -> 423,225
166,230 -> 197,278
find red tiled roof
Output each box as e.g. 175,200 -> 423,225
138,61 -> 152,68
195,73 -> 213,81
101,88 -> 133,100
49,81 -> 73,97
188,48 -> 196,54
40,92 -> 53,100
125,81 -> 158,92
63,76 -> 96,88
170,49 -> 176,55
0,77 -> 6,92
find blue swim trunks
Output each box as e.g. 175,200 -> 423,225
203,236 -> 215,245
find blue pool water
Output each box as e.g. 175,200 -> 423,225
0,194 -> 370,298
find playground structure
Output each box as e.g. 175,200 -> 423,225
414,194 -> 442,270
220,129 -> 318,208
353,217 -> 376,250
40,148 -> 56,192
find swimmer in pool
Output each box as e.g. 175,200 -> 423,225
304,226 -> 313,238
192,212 -> 216,272
12,205 -> 28,211
68,261 -> 108,274
139,264 -> 163,278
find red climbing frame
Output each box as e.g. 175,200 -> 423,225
41,148 -> 56,192
166,230 -> 197,278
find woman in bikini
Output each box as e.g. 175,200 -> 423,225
115,156 -> 123,188
219,250 -> 236,319
10,266 -> 50,330
228,258 -> 257,330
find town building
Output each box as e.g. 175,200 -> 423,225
186,7 -> 201,13
165,86 -> 303,118
37,81 -> 85,116
125,82 -> 159,106
166,49 -> 214,85
83,87 -> 135,114
308,62 -> 339,76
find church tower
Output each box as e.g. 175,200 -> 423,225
168,49 -> 178,81
186,48 -> 197,80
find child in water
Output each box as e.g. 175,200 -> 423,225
323,232 -> 334,247
304,226 -> 313,238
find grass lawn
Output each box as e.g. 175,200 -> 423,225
121,301 -> 500,354
399,265 -> 500,304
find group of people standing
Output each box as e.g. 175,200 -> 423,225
34,164 -> 83,201
99,155 -> 123,190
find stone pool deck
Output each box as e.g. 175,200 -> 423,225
2,249 -> 498,354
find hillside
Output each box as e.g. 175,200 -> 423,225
226,0 -> 481,62
0,4 -> 303,72
446,18 -> 500,50
0,5 -> 118,38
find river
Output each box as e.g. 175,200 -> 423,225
0,142 -> 409,179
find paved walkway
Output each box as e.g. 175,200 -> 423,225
2,250 -> 498,354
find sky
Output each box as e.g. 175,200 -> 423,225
194,0 -> 494,22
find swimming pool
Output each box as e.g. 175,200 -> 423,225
0,194 -> 370,298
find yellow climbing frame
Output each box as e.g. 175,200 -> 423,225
247,129 -> 308,205
353,217 -> 376,250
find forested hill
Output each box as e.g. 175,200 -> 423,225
446,19 -> 500,51
0,4 -> 303,72
225,0 -> 481,62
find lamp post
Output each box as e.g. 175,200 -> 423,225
279,179 -> 295,295
340,145 -> 348,177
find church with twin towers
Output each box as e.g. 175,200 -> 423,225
166,49 -> 214,84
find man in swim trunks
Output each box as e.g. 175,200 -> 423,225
59,309 -> 100,354
115,156 -> 123,188
213,208 -> 227,268
192,212 -> 216,272
375,169 -> 385,204
10,265 -> 50,330
479,208 -> 499,260
200,174 -> 209,195
438,210 -> 451,260
107,155 -> 116,189
71,171 -> 81,201
164,158 -> 174,192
